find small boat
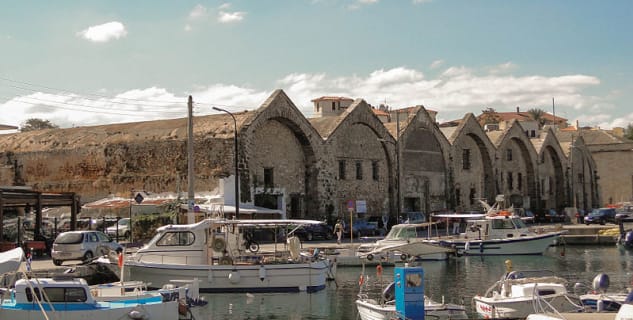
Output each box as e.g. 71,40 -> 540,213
473,260 -> 583,319
526,289 -> 633,320
424,211 -> 565,256
579,273 -> 632,312
617,220 -> 633,249
355,244 -> 468,320
0,247 -> 185,320
124,218 -> 335,293
356,222 -> 457,262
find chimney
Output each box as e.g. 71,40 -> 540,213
516,106 -> 520,113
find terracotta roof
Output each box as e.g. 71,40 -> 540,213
372,108 -> 390,116
483,111 -> 567,123
310,96 -> 354,102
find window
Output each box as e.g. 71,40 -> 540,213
469,188 -> 476,205
27,287 -> 87,303
264,167 -> 274,188
462,148 -> 471,170
518,172 -> 523,190
356,161 -> 363,180
507,172 -> 513,190
372,161 -> 379,181
339,160 -> 346,180
455,188 -> 461,206
331,101 -> 335,111
530,130 -> 536,137
506,148 -> 513,161
157,231 -> 195,246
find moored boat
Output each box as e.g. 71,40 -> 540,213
124,218 -> 335,293
473,260 -> 583,319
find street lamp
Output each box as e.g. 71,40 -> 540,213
213,107 -> 239,218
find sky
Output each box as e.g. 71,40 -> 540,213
1,0 -> 632,132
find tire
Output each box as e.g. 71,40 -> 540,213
307,232 -> 314,241
83,251 -> 94,262
53,259 -> 62,266
247,241 -> 260,253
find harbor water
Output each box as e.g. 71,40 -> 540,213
193,245 -> 633,319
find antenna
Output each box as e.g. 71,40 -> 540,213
552,97 -> 556,127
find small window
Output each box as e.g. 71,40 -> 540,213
462,148 -> 471,170
518,173 -> 523,190
339,160 -> 346,180
530,130 -> 536,137
507,172 -> 513,190
356,161 -> 363,180
455,188 -> 461,206
506,148 -> 513,161
157,231 -> 195,246
331,101 -> 335,111
372,161 -> 379,181
469,188 -> 476,205
264,167 -> 274,188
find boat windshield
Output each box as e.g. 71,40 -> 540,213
384,225 -> 426,240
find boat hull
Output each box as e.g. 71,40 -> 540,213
473,295 -> 580,319
0,299 -> 178,320
432,233 -> 561,256
126,260 -> 330,293
356,298 -> 468,320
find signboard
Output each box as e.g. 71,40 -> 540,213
356,200 -> 367,213
346,200 -> 355,210
134,192 -> 144,204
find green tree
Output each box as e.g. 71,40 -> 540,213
527,108 -> 546,127
625,123 -> 633,141
19,118 -> 59,132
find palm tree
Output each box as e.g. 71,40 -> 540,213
527,108 -> 546,128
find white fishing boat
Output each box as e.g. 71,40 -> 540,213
424,211 -> 565,256
356,222 -> 457,262
473,260 -> 583,319
355,243 -> 468,320
124,218 -> 334,293
0,247 -> 185,320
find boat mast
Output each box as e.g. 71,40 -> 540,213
187,95 -> 195,224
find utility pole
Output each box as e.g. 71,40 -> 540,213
187,96 -> 195,224
395,112 -> 401,225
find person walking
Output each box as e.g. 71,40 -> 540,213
334,220 -> 343,244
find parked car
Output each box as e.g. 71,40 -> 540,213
514,208 -> 535,224
51,230 -> 122,266
106,218 -> 131,239
616,206 -> 633,222
367,215 -> 388,235
544,208 -> 566,223
291,223 -> 333,241
342,218 -> 378,238
584,208 -> 617,225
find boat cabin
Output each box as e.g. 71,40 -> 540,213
462,216 -> 529,240
10,277 -> 97,305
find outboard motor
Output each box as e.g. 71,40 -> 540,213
592,273 -> 610,293
624,231 -> 633,248
382,281 -> 396,303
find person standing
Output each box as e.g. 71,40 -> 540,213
334,220 -> 343,244
452,219 -> 460,235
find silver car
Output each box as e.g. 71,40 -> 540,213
51,230 -> 122,266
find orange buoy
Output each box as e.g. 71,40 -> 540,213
118,252 -> 123,267
358,274 -> 364,286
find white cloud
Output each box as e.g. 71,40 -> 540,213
430,60 -> 444,69
77,21 -> 127,43
412,0 -> 433,4
218,10 -> 246,23
1,65 -> 622,130
218,3 -> 232,10
189,4 -> 208,20
184,24 -> 193,32
489,62 -> 518,74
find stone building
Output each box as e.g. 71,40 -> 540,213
0,89 -> 604,223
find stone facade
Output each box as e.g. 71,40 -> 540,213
0,89 -> 606,222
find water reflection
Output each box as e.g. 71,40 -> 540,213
195,245 -> 632,319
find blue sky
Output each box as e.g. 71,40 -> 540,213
1,0 -> 632,130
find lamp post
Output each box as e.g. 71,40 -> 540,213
213,107 -> 239,218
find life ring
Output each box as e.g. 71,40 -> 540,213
376,264 -> 383,277
400,254 -> 408,261
211,237 -> 226,252
358,275 -> 364,286
366,253 -> 374,261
